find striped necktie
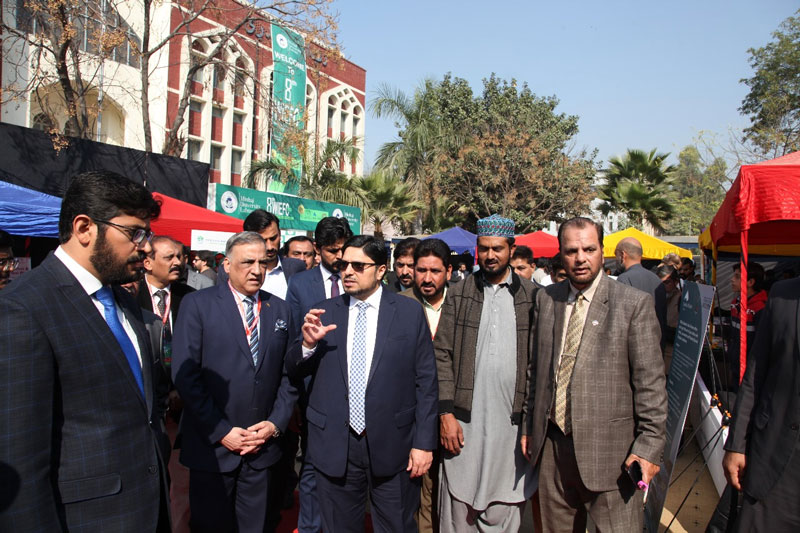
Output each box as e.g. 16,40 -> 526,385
244,295 -> 259,366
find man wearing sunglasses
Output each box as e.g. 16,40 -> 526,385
0,171 -> 170,531
0,229 -> 17,290
288,235 -> 438,533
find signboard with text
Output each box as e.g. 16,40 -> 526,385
208,183 -> 361,234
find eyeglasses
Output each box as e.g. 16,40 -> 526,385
334,260 -> 377,273
0,257 -> 19,270
95,219 -> 153,245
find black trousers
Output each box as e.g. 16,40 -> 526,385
314,430 -> 420,533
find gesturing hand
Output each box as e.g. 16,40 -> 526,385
301,308 -> 337,349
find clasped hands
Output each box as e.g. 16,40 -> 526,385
220,421 -> 278,456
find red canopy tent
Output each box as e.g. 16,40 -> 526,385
707,150 -> 800,381
150,192 -> 244,247
514,230 -> 560,258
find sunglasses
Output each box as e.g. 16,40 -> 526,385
334,260 -> 377,273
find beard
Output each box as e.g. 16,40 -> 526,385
90,229 -> 145,285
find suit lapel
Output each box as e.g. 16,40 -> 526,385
367,290 -> 395,385
44,257 -> 148,409
575,276 -> 609,368
551,281 -> 570,380
216,284 -> 254,367
333,295 -> 350,387
312,267 -> 326,302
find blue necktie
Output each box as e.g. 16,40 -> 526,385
244,296 -> 259,366
95,286 -> 144,397
349,301 -> 369,433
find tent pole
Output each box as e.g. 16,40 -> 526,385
739,230 -> 749,383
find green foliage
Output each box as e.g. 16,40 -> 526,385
353,171 -> 423,241
740,10 -> 800,157
372,74 -> 597,233
664,146 -> 728,235
598,148 -> 675,233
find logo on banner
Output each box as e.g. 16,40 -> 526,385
332,208 -> 344,218
276,33 -> 288,49
221,191 -> 239,214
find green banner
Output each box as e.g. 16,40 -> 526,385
209,183 -> 361,233
269,24 -> 306,195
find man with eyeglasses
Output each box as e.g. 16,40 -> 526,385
288,235 -> 438,532
0,229 -> 17,290
0,171 -> 171,531
285,216 -> 353,533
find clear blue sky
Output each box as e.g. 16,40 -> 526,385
333,0 -> 797,171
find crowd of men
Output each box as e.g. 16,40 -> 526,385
1,171 -> 798,532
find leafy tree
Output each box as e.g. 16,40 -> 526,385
664,145 -> 727,235
353,171 -> 422,242
740,10 -> 800,157
598,148 -> 675,233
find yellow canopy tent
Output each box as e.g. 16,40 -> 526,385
603,227 -> 692,259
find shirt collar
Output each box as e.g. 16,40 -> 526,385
54,246 -> 103,296
146,276 -> 171,296
320,262 -> 336,280
349,284 -> 383,310
229,282 -> 258,303
568,271 -> 603,303
266,256 -> 284,274
421,286 -> 447,312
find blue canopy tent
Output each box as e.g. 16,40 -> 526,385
0,180 -> 61,238
425,226 -> 477,254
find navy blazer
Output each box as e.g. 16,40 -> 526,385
285,289 -> 438,478
172,283 -> 298,473
286,266 -> 327,339
0,254 -> 168,532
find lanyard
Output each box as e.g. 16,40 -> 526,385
229,282 -> 261,337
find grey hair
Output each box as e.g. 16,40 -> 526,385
225,231 -> 266,256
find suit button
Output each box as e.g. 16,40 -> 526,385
148,465 -> 158,475
545,408 -> 550,415
791,423 -> 799,431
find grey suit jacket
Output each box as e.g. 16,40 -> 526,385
724,278 -> 800,500
525,275 -> 667,492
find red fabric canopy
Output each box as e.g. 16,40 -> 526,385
514,231 -> 559,258
707,151 -> 800,382
150,192 -> 243,246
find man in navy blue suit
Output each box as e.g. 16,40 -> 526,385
287,235 -> 438,532
0,171 -> 169,532
172,231 -> 298,533
285,216 -> 353,532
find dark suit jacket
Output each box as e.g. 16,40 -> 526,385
616,263 -> 667,345
136,278 -> 195,324
724,278 -> 800,500
172,283 -> 298,473
285,290 -> 438,478
525,275 -> 667,492
216,255 -> 306,287
0,254 -> 168,532
383,271 -> 408,293
286,266 -> 327,339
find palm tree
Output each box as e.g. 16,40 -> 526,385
353,171 -> 423,242
598,148 -> 676,232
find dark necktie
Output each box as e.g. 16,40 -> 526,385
244,296 -> 259,366
95,286 -> 144,397
330,274 -> 340,298
154,289 -> 172,365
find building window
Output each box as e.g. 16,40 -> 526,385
231,150 -> 243,175
210,145 -> 223,170
212,64 -> 226,91
32,113 -> 55,132
187,140 -> 202,161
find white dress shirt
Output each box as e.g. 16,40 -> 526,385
261,256 -> 289,299
319,263 -> 343,299
229,285 -> 261,339
145,276 -> 172,330
345,285 -> 382,383
54,246 -> 142,365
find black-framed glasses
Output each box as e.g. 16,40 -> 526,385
334,260 -> 377,273
0,257 -> 19,270
95,219 -> 153,245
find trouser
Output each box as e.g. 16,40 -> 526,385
415,450 -> 440,533
189,462 -> 272,533
438,465 -> 524,533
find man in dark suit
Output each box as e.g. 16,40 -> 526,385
723,277 -> 800,530
285,216 -> 353,533
384,237 -> 420,292
287,235 -> 438,532
614,236 -> 667,346
523,217 -> 666,531
0,170 -> 169,531
172,231 -> 297,533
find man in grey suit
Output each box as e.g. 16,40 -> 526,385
523,217 -> 667,531
614,237 -> 667,347
723,277 -> 800,530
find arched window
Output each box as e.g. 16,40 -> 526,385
32,112 -> 55,132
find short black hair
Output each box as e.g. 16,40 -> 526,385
733,262 -> 766,291
0,229 -> 12,249
243,209 -> 280,232
535,257 -> 550,270
58,170 -> 161,244
282,235 -> 314,255
511,245 -> 535,265
550,254 -> 564,273
344,235 -> 388,267
681,257 -> 695,268
393,237 -> 420,260
196,250 -> 216,266
414,238 -> 451,265
557,217 -> 604,250
315,217 -> 353,248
